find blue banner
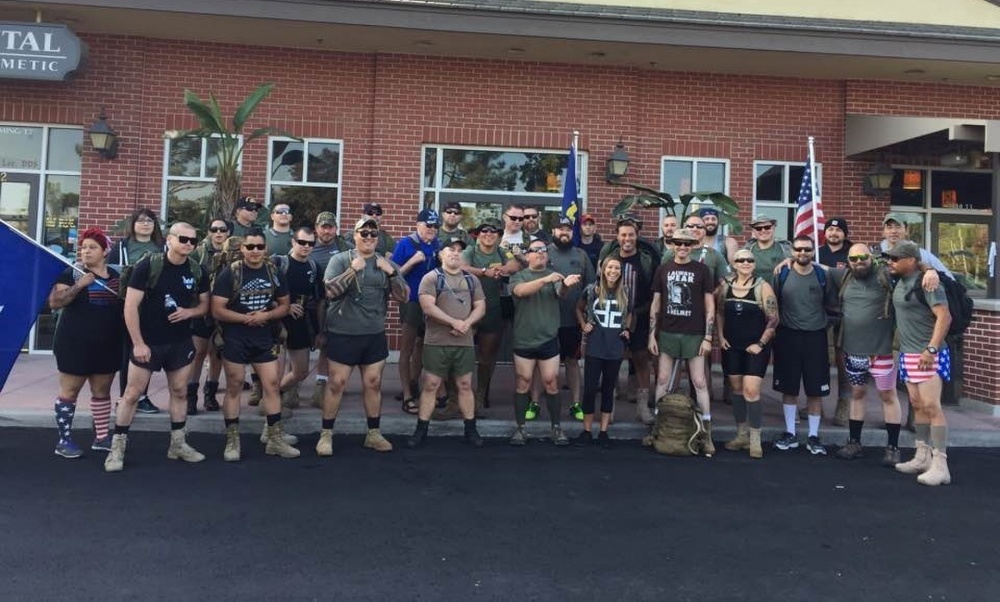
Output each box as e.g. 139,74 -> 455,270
0,220 -> 68,390
561,139 -> 581,245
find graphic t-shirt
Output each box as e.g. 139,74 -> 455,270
323,251 -> 402,335
128,255 -> 209,345
280,256 -> 321,303
582,284 -> 628,361
418,270 -> 485,347
510,268 -> 562,349
652,260 -> 712,335
661,246 -> 726,286
212,263 -> 289,344
892,271 -> 949,354
54,266 -> 124,348
619,252 -> 653,314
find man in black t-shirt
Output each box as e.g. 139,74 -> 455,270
212,228 -> 298,462
276,227 -> 323,410
105,222 -> 210,473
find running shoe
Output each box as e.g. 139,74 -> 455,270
574,431 -> 594,446
569,403 -> 584,421
55,439 -> 83,459
524,401 -> 540,421
136,395 -> 161,414
91,436 -> 112,452
806,436 -> 827,456
773,432 -> 799,451
551,425 -> 569,446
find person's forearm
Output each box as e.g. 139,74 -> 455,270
324,269 -> 358,299
513,277 -> 550,298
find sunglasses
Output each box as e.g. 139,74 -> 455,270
424,223 -> 440,229
674,241 -> 695,247
478,227 -> 499,234
209,226 -> 229,233
753,225 -> 773,231
358,230 -> 379,239
241,205 -> 260,212
884,255 -> 903,262
685,224 -> 705,229
524,214 -> 539,219
527,247 -> 548,254
294,238 -> 316,247
505,215 -> 524,222
792,247 -> 814,253
365,210 -> 383,217
444,209 -> 461,215
273,209 -> 291,215
175,235 -> 198,245
848,254 -> 870,262
243,243 -> 266,251
733,257 -> 756,264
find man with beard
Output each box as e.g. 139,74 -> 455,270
655,215 -> 679,259
577,213 -> 603,269
522,206 -> 551,243
699,207 -> 738,265
818,217 -> 853,425
771,235 -> 836,455
546,217 -> 595,421
818,218 -> 851,269
437,201 -> 472,246
308,211 -> 353,408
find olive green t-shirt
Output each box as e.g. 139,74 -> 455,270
461,244 -> 514,323
418,269 -> 485,346
834,267 -> 895,356
748,240 -> 790,281
892,271 -> 949,353
510,268 -> 562,349
125,239 -> 162,265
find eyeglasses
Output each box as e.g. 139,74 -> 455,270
478,227 -> 499,234
753,225 -> 773,231
273,209 -> 291,215
848,254 -> 870,262
241,205 -> 260,212
505,215 -> 524,222
243,243 -> 266,251
685,224 -> 705,229
524,214 -> 539,220
135,217 -> 155,224
294,238 -> 316,247
674,241 -> 695,247
733,257 -> 756,264
365,210 -> 383,217
792,247 -> 814,253
444,209 -> 461,215
175,235 -> 198,245
209,226 -> 229,233
358,230 -> 379,239
527,247 -> 548,254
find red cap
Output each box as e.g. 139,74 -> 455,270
581,213 -> 596,224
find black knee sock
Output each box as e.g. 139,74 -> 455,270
367,416 -> 380,430
322,418 -> 335,430
266,413 -> 281,426
416,419 -> 429,430
747,400 -> 762,429
114,424 -> 130,436
545,392 -> 561,426
732,393 -> 747,423
886,423 -> 901,448
849,419 -> 863,442
464,418 -> 477,432
224,418 -> 239,428
171,421 -> 186,431
514,393 -> 530,426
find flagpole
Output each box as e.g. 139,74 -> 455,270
807,136 -> 820,253
0,218 -> 118,296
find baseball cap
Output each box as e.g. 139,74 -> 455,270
698,207 -> 719,218
442,201 -> 462,212
553,216 -> 573,228
824,217 -> 848,236
441,236 -> 468,250
749,213 -> 777,227
235,196 -> 260,211
417,209 -> 441,226
363,202 -> 383,215
884,241 -> 921,261
580,213 -> 596,224
353,217 -> 379,232
883,212 -> 907,226
315,211 -> 337,226
671,228 -> 698,243
473,217 -> 502,232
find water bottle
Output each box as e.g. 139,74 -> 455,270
164,293 -> 178,314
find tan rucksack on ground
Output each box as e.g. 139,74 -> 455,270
642,360 -> 707,456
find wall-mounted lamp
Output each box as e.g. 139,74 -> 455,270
604,138 -> 630,183
863,162 -> 894,195
88,108 -> 119,160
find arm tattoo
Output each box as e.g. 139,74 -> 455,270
764,294 -> 779,332
324,269 -> 358,299
705,316 -> 715,338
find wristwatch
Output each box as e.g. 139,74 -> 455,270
925,345 -> 939,354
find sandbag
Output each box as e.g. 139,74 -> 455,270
647,392 -> 706,457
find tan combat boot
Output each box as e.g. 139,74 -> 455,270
725,423 -> 750,451
316,428 -> 334,457
248,379 -> 262,406
702,420 -> 716,457
895,441 -> 932,474
916,449 -> 951,486
364,428 -> 393,452
167,429 -> 205,463
259,422 -> 298,445
635,389 -> 654,425
749,428 -> 763,459
223,424 -> 241,462
103,434 -> 128,473
264,423 -> 301,458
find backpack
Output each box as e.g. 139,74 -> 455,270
272,254 -> 320,296
747,238 -> 792,257
720,275 -> 765,307
642,361 -> 707,457
904,273 -> 974,336
433,268 -> 477,307
121,253 -> 203,301
775,264 -> 828,300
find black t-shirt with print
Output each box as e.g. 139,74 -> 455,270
128,255 -> 209,345
282,256 -> 321,303
213,263 -> 289,344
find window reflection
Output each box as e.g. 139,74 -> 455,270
442,150 -> 569,193
935,220 -> 990,292
166,181 -> 214,230
270,185 -> 338,226
43,175 -> 80,258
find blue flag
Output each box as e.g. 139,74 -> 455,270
561,139 -> 581,245
0,220 -> 68,390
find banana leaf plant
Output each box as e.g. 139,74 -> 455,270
611,185 -> 743,234
168,82 -> 296,222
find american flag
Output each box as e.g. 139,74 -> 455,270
793,139 -> 824,247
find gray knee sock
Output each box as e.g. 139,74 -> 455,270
514,393 -> 530,426
732,393 -> 747,423
915,423 -> 931,444
545,392 -> 561,426
930,425 -> 948,451
747,400 -> 762,429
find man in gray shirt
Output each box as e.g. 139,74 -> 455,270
771,235 -> 836,455
264,203 -> 293,256
888,241 -> 953,486
316,216 -> 409,457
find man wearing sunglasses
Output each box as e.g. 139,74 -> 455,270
308,211 -> 354,408
231,196 -> 261,237
362,202 -> 396,257
437,201 -> 472,246
649,228 -> 717,454
522,207 -> 551,243
274,227 -> 322,412
212,227 -> 298,462
105,222 -> 211,472
318,217 -> 409,455
771,235 -> 837,456
746,214 -> 792,281
264,203 -> 293,257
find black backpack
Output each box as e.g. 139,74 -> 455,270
905,273 -> 974,336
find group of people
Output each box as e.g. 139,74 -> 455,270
47,196 -> 957,485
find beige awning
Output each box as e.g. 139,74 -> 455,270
846,115 -> 1000,156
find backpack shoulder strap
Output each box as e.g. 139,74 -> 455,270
145,253 -> 165,290
752,276 -> 765,307
775,265 -> 790,298
813,263 -> 827,289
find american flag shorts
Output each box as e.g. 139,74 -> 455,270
898,347 -> 952,384
843,354 -> 896,390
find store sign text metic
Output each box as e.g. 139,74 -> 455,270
0,23 -> 83,81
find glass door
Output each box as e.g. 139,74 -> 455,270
0,172 -> 38,236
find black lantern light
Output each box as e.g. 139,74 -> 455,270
88,108 -> 119,160
864,161 -> 894,195
604,139 -> 630,183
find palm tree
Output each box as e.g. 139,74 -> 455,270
170,82 -> 291,221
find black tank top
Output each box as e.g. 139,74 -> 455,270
723,279 -> 767,348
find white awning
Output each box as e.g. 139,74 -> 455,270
846,115 -> 1000,156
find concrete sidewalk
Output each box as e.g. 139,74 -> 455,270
3,352 -> 1000,447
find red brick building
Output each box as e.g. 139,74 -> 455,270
2,0 -> 999,411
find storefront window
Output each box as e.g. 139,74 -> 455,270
753,162 -> 816,240
267,138 -> 342,226
163,136 -> 241,229
661,157 -> 729,223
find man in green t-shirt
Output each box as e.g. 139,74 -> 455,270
746,213 -> 791,281
887,241 -> 953,486
508,239 -> 581,446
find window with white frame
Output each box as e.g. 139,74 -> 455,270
660,157 -> 729,226
162,135 -> 241,229
267,137 -> 342,227
753,161 -> 821,240
421,145 -> 587,233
